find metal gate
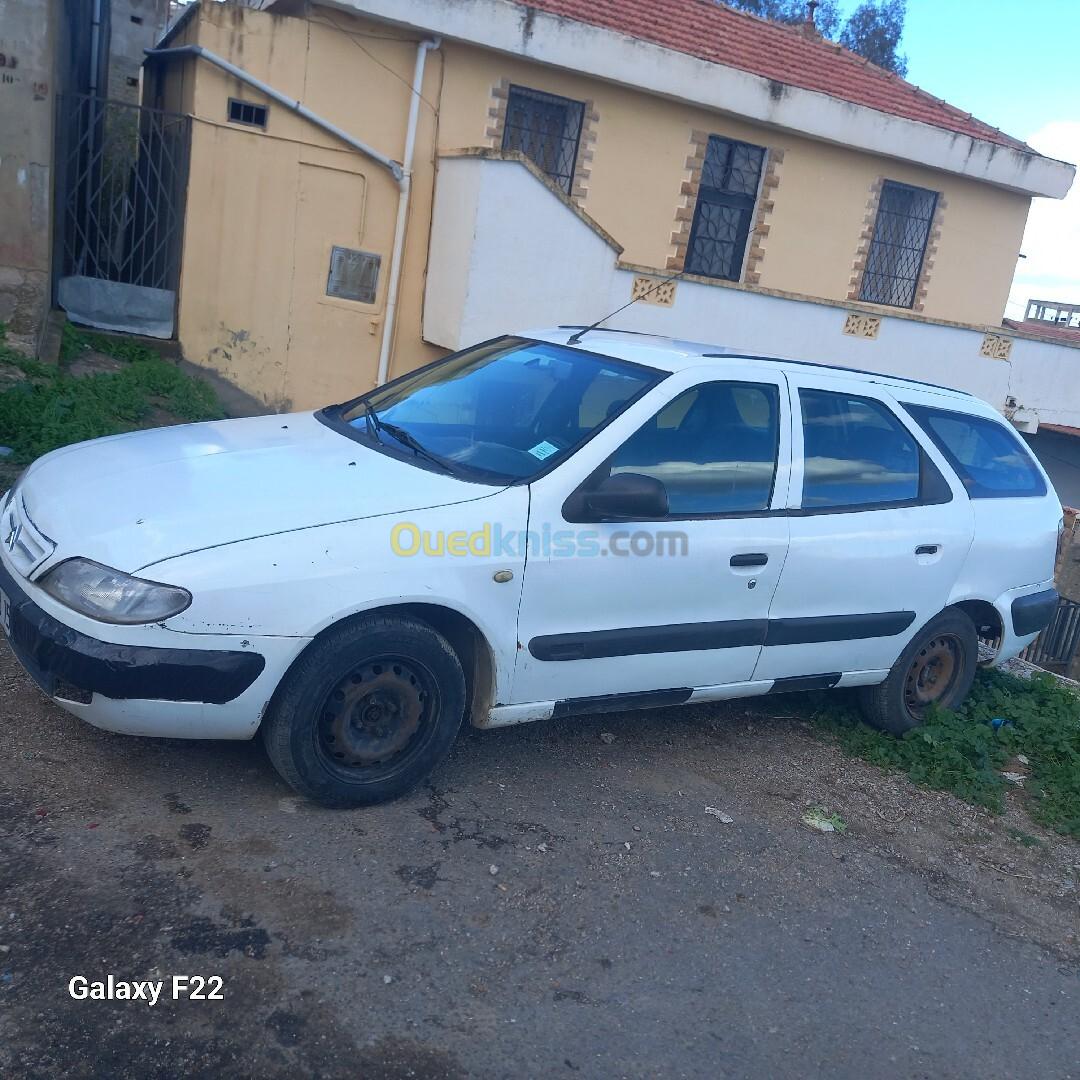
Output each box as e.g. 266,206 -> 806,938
54,93 -> 190,338
1020,597 -> 1080,673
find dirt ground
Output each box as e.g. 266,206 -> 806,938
1,642 -> 1078,1079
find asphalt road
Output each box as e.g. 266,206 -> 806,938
1,643 -> 1077,1079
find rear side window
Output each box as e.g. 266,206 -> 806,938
903,403 -> 1047,499
799,389 -> 920,509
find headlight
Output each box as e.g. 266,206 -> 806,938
40,558 -> 192,624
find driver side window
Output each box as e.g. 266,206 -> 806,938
606,380 -> 781,516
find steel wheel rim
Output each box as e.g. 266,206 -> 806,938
316,655 -> 439,777
903,634 -> 961,719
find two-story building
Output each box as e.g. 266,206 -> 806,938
134,0 -> 1075,419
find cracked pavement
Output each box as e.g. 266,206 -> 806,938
1,643 -> 1078,1079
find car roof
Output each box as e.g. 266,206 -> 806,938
524,326 -> 978,407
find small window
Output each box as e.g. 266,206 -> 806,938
607,381 -> 780,516
903,403 -> 1047,499
859,180 -> 938,308
686,136 -> 766,282
501,85 -> 585,195
227,98 -> 268,129
800,389 -> 920,509
326,246 -> 380,303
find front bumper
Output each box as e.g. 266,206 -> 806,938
0,557 -> 264,706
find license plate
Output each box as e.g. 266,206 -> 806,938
0,588 -> 10,638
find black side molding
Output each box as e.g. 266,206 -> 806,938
1011,588 -> 1058,637
530,612 -> 917,661
530,620 -> 767,661
765,611 -> 915,646
768,673 -> 842,694
552,687 -> 693,718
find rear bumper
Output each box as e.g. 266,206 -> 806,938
0,558 -> 264,705
984,580 -> 1058,666
1011,588 -> 1058,637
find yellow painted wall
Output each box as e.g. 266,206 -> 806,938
435,38 -> 1031,326
166,2 -> 440,408
166,2 -> 1031,410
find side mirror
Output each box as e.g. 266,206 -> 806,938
584,472 -> 669,520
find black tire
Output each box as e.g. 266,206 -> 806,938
262,614 -> 466,807
857,608 -> 978,736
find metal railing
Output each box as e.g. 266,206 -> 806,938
55,93 -> 190,293
1020,597 -> 1080,672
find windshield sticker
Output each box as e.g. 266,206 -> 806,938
528,440 -> 560,461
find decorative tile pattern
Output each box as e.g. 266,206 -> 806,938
631,274 -> 677,306
848,177 -> 945,313
486,79 -> 597,207
980,333 -> 1014,360
842,312 -> 882,339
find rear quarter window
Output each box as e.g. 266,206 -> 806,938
902,403 -> 1047,499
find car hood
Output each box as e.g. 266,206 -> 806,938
20,412 -> 498,573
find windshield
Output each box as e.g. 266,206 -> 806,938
331,337 -> 662,483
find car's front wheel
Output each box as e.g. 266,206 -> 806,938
857,608 -> 978,736
262,614 -> 466,807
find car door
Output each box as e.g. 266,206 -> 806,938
753,373 -> 973,684
511,365 -> 792,707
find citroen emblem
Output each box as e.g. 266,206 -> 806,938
5,520 -> 20,552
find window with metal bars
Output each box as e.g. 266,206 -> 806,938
501,85 -> 585,195
686,135 -> 766,282
228,98 -> 268,129
859,180 -> 938,308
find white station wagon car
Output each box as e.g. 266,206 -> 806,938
0,329 -> 1061,806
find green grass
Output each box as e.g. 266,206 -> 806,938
0,323 -> 223,463
813,668 -> 1080,839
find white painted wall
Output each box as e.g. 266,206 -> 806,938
426,154 -> 619,346
425,155 -> 1080,428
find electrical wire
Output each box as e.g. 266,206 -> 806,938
307,12 -> 441,114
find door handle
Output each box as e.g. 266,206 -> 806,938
730,553 -> 769,568
915,544 -> 940,556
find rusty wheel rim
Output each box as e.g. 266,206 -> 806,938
903,634 -> 961,719
318,656 -> 436,770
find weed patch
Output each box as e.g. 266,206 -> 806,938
0,324 -> 223,462
813,668 -> 1080,838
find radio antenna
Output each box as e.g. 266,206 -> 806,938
565,269 -> 686,345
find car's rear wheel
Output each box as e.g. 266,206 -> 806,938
857,608 -> 978,736
262,614 -> 466,807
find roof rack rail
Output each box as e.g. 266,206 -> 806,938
701,353 -> 970,396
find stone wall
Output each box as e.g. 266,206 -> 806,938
0,0 -> 60,342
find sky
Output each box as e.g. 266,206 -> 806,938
863,0 -> 1080,321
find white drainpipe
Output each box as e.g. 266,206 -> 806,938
376,37 -> 441,386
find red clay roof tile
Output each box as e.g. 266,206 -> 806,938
1004,318 -> 1080,344
512,0 -> 1030,152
